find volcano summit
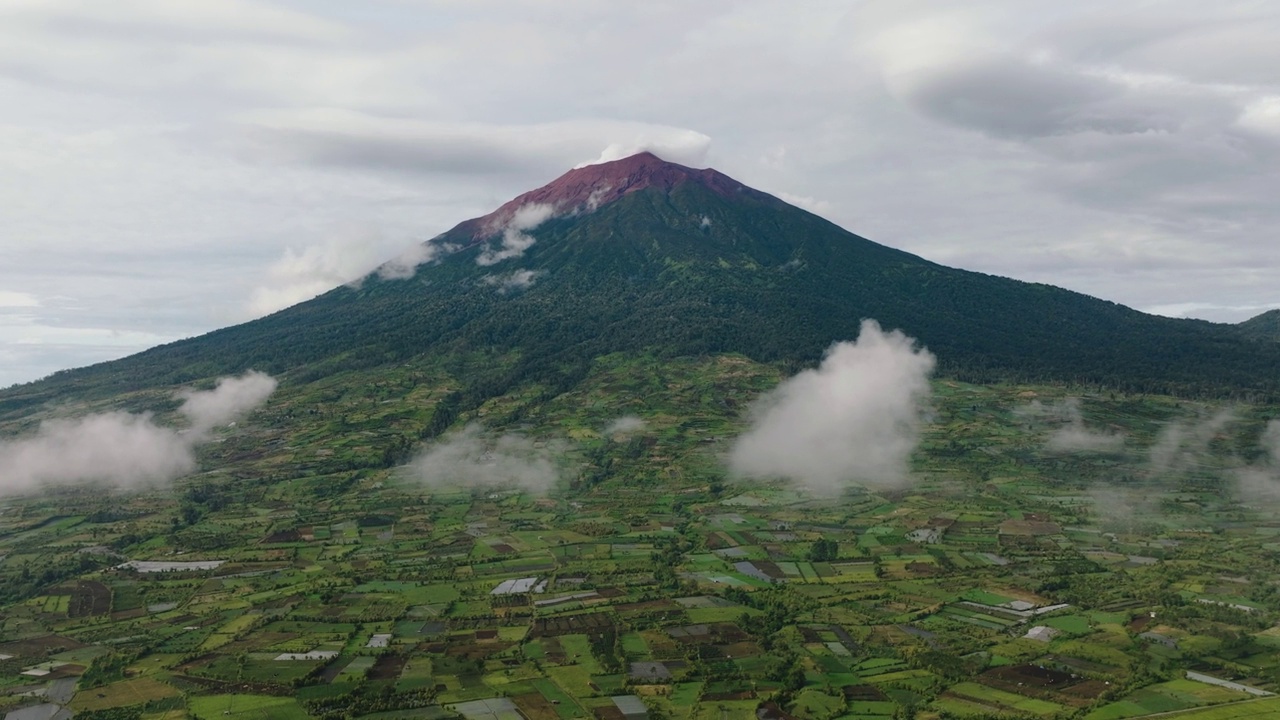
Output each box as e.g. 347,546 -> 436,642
3,152 -> 1278,415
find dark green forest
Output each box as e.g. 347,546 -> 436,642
4,178 -> 1278,418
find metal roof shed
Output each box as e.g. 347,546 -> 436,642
612,695 -> 649,720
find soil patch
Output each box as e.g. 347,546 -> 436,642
68,581 -> 111,618
368,654 -> 407,681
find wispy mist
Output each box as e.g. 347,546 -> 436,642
728,319 -> 935,494
404,424 -> 563,493
585,185 -> 611,212
1234,420 -> 1280,502
0,371 -> 277,495
481,269 -> 542,293
1031,399 -> 1126,454
247,234 -> 382,317
378,235 -> 460,280
477,203 -> 555,266
1086,485 -> 1160,533
605,416 -> 647,435
1148,409 -> 1235,476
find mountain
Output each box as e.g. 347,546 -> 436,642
3,152 -> 1279,419
1239,309 -> 1280,342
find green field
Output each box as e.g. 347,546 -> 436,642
189,694 -> 312,720
1,363 -> 1279,720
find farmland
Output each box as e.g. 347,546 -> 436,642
2,355 -> 1280,719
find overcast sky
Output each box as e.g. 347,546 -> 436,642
3,0 -> 1279,389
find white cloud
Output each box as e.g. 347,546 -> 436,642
728,319 -> 935,494
579,130 -> 712,167
3,0 -> 1280,384
247,232 -> 382,317
403,424 -> 563,493
376,236 -> 459,281
0,370 -> 276,495
177,370 -> 277,437
0,412 -> 194,493
1020,398 -> 1126,454
481,269 -> 541,293
605,416 -> 647,435
1233,421 -> 1280,503
0,291 -> 39,308
1148,409 -> 1235,476
1237,96 -> 1280,137
477,203 -> 555,266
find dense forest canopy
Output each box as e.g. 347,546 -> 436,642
3,159 -> 1278,421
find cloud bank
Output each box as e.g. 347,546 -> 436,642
403,424 -> 563,493
728,319 -> 935,494
240,111 -> 712,177
0,371 -> 276,495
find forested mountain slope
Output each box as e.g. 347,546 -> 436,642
4,152 -> 1277,418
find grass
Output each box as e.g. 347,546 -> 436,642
1084,701 -> 1152,720
5,370 -> 1280,720
1042,614 -> 1093,634
531,677 -> 586,718
947,682 -> 1065,716
188,694 -> 312,720
1087,698 -> 1280,720
1156,698 -> 1280,719
70,677 -> 181,712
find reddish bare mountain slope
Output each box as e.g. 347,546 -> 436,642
452,151 -> 781,239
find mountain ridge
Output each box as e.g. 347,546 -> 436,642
3,152 -> 1278,418
1239,309 -> 1280,342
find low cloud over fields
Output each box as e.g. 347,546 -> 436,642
1235,420 -> 1280,502
1020,398 -> 1126,454
605,416 -> 647,436
404,424 -> 563,493
0,371 -> 276,495
728,320 -> 935,494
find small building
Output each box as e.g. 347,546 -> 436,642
612,695 -> 649,720
490,577 -> 540,595
1139,631 -> 1178,649
1024,626 -> 1059,643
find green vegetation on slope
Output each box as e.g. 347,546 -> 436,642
3,353 -> 1280,719
5,178 -> 1279,421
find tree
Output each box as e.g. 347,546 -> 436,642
808,539 -> 838,562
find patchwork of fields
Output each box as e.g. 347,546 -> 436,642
2,361 -> 1280,719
